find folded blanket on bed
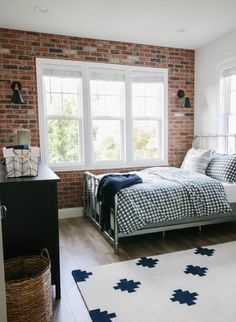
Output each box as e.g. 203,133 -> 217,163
97,174 -> 143,230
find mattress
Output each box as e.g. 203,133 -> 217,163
223,182 -> 236,203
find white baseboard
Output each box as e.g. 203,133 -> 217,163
58,207 -> 83,219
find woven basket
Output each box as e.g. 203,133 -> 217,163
5,249 -> 52,322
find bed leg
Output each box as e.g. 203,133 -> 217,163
162,231 -> 166,238
113,232 -> 119,254
114,243 -> 119,254
114,195 -> 119,254
199,226 -> 202,233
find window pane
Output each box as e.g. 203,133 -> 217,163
90,80 -> 106,95
44,77 -> 82,116
62,94 -> 80,115
228,115 -> 236,153
91,94 -> 106,115
145,97 -> 159,117
231,75 -> 236,91
144,83 -> 159,96
46,93 -> 62,115
228,115 -> 236,134
132,82 -> 163,118
133,120 -> 160,160
62,78 -> 79,93
228,137 -> 235,154
44,76 -> 50,92
132,83 -> 144,96
50,77 -> 61,93
48,119 -> 80,162
105,95 -> 123,116
230,91 -> 236,113
92,120 -> 122,161
132,97 -> 145,117
90,80 -> 124,117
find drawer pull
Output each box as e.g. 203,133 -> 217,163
0,205 -> 7,219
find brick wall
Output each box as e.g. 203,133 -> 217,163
0,28 -> 194,209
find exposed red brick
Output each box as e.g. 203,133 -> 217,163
0,28 -> 194,208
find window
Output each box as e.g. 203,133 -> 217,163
90,69 -> 125,163
223,74 -> 236,134
42,69 -> 83,167
37,59 -> 168,170
132,73 -> 163,160
219,63 -> 236,153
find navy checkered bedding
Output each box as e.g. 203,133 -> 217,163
116,167 -> 231,234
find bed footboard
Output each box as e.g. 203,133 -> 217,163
84,171 -> 119,253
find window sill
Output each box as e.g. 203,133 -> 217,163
50,160 -> 169,173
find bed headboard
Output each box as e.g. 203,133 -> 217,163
193,134 -> 236,154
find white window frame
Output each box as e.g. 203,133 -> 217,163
217,56 -> 236,134
130,72 -> 164,166
36,60 -> 84,169
217,56 -> 236,153
224,76 -> 236,134
88,67 -> 126,168
36,58 -> 168,171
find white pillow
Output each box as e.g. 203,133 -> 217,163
181,148 -> 212,174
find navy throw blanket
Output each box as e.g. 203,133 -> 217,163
97,174 -> 143,231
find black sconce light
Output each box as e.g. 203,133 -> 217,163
11,81 -> 24,104
177,89 -> 191,108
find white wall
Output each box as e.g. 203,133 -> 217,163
195,29 -> 236,134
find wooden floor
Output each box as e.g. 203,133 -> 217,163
52,217 -> 236,321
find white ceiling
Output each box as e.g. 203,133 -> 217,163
1,0 -> 236,49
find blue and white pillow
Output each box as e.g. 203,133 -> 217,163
206,153 -> 236,183
181,148 -> 212,174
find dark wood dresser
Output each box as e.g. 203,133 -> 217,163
0,163 -> 61,299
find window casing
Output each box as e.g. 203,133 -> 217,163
36,58 -> 168,171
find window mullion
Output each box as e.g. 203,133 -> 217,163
92,116 -> 123,121
225,77 -> 231,134
82,63 -> 92,168
125,69 -> 133,166
132,116 -> 161,121
47,115 -> 81,120
42,75 -> 49,165
78,118 -> 83,166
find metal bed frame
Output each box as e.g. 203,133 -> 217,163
84,134 -> 236,253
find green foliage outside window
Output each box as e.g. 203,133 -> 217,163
133,122 -> 158,160
48,119 -> 79,162
92,122 -> 121,161
47,98 -> 80,163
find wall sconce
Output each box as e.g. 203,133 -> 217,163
11,81 -> 24,104
177,89 -> 191,108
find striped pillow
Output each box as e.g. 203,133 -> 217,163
181,148 -> 212,174
206,154 -> 236,183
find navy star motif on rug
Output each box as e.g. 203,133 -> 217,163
136,257 -> 159,268
72,269 -> 93,282
89,308 -> 116,322
185,265 -> 208,277
113,278 -> 141,293
194,247 -> 215,256
171,289 -> 199,306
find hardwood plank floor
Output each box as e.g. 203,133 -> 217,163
53,217 -> 236,321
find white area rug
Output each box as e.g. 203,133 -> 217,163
72,241 -> 236,322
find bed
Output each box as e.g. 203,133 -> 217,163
84,134 -> 236,253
